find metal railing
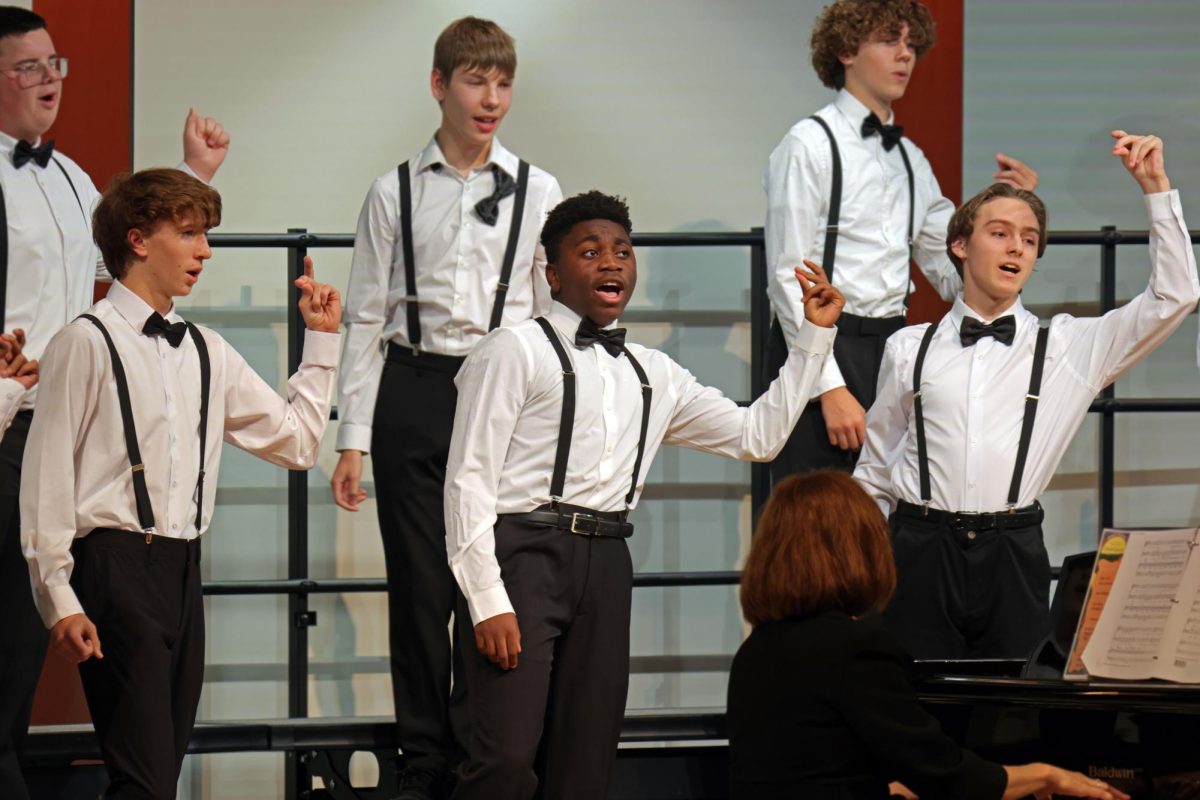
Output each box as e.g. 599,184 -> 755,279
203,225 -> 1200,796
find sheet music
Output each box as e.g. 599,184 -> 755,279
1082,529 -> 1196,680
1155,532 -> 1200,683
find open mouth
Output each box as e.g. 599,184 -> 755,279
37,89 -> 57,107
474,116 -> 498,131
594,280 -> 625,303
999,263 -> 1020,275
185,267 -> 203,283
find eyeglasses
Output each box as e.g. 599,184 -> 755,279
2,56 -> 68,89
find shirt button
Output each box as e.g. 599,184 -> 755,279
966,531 -> 977,540
969,481 -> 976,488
172,523 -> 179,531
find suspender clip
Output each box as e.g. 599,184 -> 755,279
496,281 -> 510,290
825,224 -> 839,233
132,463 -> 145,473
1026,393 -> 1039,400
912,389 -> 922,399
1007,504 -> 1018,514
921,501 -> 930,517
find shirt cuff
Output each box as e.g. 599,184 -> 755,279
40,583 -> 85,630
790,319 -> 837,356
1144,189 -> 1181,222
335,422 -> 372,453
301,330 -> 342,368
466,583 -> 515,626
176,160 -> 200,181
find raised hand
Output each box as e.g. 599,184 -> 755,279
1111,130 -> 1169,194
795,260 -> 844,329
294,256 -> 343,333
993,153 -> 1039,191
182,107 -> 230,183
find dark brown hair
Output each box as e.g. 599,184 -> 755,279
92,168 -> 221,279
433,16 -> 516,84
946,183 -> 1048,275
740,471 -> 896,626
810,0 -> 936,89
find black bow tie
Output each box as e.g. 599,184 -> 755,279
474,164 -> 517,226
959,315 -> 1016,347
575,318 -> 627,358
12,138 -> 55,169
861,113 -> 904,151
143,312 -> 188,348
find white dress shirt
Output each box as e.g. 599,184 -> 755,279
765,90 -> 960,395
854,191 -> 1199,515
0,132 -> 104,410
20,280 -> 341,628
0,377 -> 24,439
336,137 -> 563,453
445,301 -> 836,624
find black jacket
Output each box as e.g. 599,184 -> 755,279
727,610 -> 1007,800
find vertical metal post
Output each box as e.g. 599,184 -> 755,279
1098,226 -> 1118,531
285,229 -> 310,799
749,228 -> 770,528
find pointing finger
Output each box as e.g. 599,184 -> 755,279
304,255 -> 315,281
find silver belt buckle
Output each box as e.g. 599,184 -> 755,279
570,513 -> 595,536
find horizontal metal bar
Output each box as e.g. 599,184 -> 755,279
203,571 -> 742,597
203,229 -> 1200,250
1088,397 -> 1200,413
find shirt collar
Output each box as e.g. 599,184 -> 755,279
106,280 -> 183,332
416,135 -> 518,178
545,300 -> 621,340
833,88 -> 896,133
948,294 -> 1030,330
0,130 -> 42,157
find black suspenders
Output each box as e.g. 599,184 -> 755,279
397,159 -> 530,352
0,156 -> 85,332
79,314 -> 211,537
912,321 -> 1050,512
533,317 -> 652,516
809,114 -> 915,296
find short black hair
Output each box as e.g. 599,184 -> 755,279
540,191 -> 633,264
0,7 -> 47,41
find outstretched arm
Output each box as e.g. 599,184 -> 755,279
182,108 -> 230,183
1057,132 -> 1198,391
663,263 -> 841,460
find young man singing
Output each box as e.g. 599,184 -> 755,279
21,168 -> 341,798
854,132 -> 1199,659
445,191 -> 844,799
765,0 -> 1036,479
330,17 -> 561,798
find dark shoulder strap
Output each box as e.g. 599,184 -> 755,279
489,160 -> 530,332
186,323 -> 211,534
809,115 -> 841,282
397,161 -> 420,350
1007,324 -> 1050,508
80,314 -> 156,533
51,156 -> 85,219
534,317 -> 575,507
894,141 -> 917,307
619,346 -> 652,511
912,322 -> 939,508
0,179 -> 7,332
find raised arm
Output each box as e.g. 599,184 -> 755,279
181,108 -> 230,183
664,263 -> 841,459
1057,132 -> 1199,390
223,257 -> 341,468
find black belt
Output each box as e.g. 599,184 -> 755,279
835,312 -> 906,337
896,500 -> 1043,531
511,502 -> 634,539
82,526 -> 203,559
386,342 -> 467,374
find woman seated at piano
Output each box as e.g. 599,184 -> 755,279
727,470 -> 1128,800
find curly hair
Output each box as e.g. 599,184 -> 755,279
810,0 -> 936,89
93,168 -> 222,279
946,183 -> 1048,276
540,191 -> 633,264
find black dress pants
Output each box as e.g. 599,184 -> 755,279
766,314 -> 905,482
72,528 -> 205,800
884,508 -> 1052,660
453,510 -> 634,800
0,411 -> 49,800
371,350 -> 468,771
